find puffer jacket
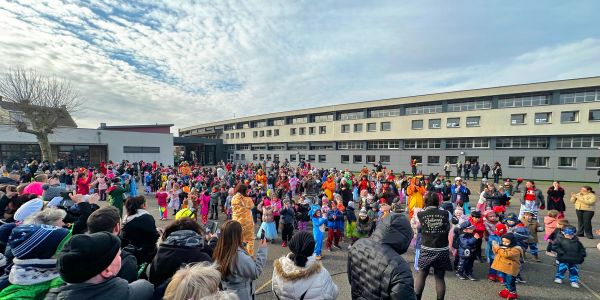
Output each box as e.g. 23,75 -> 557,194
347,213 -> 416,300
570,192 -> 596,211
458,233 -> 477,258
491,245 -> 523,276
272,254 -> 338,300
555,236 -> 586,264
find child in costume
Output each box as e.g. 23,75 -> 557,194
504,212 -> 529,283
279,200 -> 295,247
326,202 -> 343,251
155,186 -> 169,220
257,199 -> 278,242
296,197 -> 311,231
520,209 -> 543,262
469,210 -> 486,262
491,233 -> 523,299
554,225 -> 586,288
486,223 -> 507,282
310,205 -> 327,260
345,201 -> 357,244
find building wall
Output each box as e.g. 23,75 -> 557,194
0,125 -> 174,165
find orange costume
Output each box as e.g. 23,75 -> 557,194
178,162 -> 191,176
231,192 -> 255,255
321,176 -> 336,201
407,177 -> 426,219
255,169 -> 267,187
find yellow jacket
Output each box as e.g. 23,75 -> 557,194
491,245 -> 523,276
570,193 -> 596,211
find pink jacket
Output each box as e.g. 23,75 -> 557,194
23,182 -> 44,196
272,199 -> 282,216
156,191 -> 169,207
544,216 -> 558,240
201,194 -> 211,215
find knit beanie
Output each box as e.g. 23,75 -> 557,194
58,232 -> 120,283
14,198 -> 44,222
9,224 -> 70,260
288,231 -> 315,267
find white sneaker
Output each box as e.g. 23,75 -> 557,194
554,278 -> 562,284
571,282 -> 580,289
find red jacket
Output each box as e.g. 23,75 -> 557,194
469,216 -> 486,238
76,170 -> 93,195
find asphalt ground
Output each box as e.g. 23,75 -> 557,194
138,180 -> 600,300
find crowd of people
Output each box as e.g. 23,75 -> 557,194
0,157 -> 598,300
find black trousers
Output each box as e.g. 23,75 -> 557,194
576,209 -> 595,238
445,171 -> 451,178
274,215 -> 280,233
210,204 -> 219,219
282,223 -> 294,242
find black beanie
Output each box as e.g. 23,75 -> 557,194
288,231 -> 315,267
58,232 -> 121,283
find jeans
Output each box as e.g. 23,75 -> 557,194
473,172 -> 478,181
414,247 -> 421,271
457,256 -> 475,276
556,263 -> 579,283
464,171 -> 470,180
523,242 -> 539,257
493,174 -> 500,184
501,273 -> 516,293
576,209 -> 595,238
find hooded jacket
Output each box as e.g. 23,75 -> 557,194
555,236 -> 586,264
347,213 -> 416,300
272,254 -> 338,300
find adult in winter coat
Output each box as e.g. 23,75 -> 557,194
272,231 -> 338,300
519,181 -> 545,219
570,186 -> 597,239
231,184 -> 255,255
347,213 -> 415,300
547,181 -> 566,218
121,196 -> 160,265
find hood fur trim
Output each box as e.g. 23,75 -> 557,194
273,255 -> 322,281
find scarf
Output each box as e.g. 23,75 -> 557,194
123,209 -> 150,224
9,258 -> 60,285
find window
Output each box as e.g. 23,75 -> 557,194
251,144 -> 267,151
561,111 -> 579,123
273,119 -> 285,126
466,116 -> 480,127
353,124 -> 363,132
560,90 -> 600,104
299,154 -> 305,161
319,126 -> 326,134
274,129 -> 279,136
341,155 -> 350,163
339,111 -> 364,121
465,156 -> 479,163
556,136 -> 600,148
253,154 -> 258,161
411,120 -> 423,130
535,112 -> 551,124
309,127 -> 315,135
254,121 -> 267,128
508,157 -> 524,167
240,154 -> 246,160
406,104 -> 443,115
266,154 -> 272,161
318,155 -> 326,163
446,156 -> 458,164
235,133 -> 240,139
367,123 -> 376,132
338,141 -> 364,150
237,144 -> 250,150
558,157 -> 576,168
299,127 -> 306,135
496,137 -> 549,149
253,131 -> 258,138
411,156 -> 422,164
287,144 -> 308,150
586,157 -> 600,168
429,119 -> 441,129
241,132 -> 245,138
353,155 -> 363,163
446,138 -> 490,149
341,124 -> 350,133
123,146 -> 160,153
290,128 -> 296,135
291,116 -> 308,124
380,155 -> 391,163
511,114 -> 526,125
366,155 -> 376,163
259,154 -> 265,161
370,108 -> 400,118
404,139 -> 441,149
590,110 -> 600,121
498,95 -> 549,108
274,154 -> 280,161
367,140 -> 400,149
308,155 -> 315,162
259,131 -> 265,137
446,117 -> 460,128
314,114 -> 334,123
427,156 -> 440,165
290,154 -> 297,162
310,144 -> 334,150
532,157 -> 549,168
268,144 -> 285,150
235,154 -> 240,160
447,100 -> 492,112
380,122 -> 391,131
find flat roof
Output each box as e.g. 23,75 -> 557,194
99,123 -> 174,129
181,76 -> 600,131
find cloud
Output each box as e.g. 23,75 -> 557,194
0,0 -> 599,134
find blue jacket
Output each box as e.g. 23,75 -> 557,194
451,184 -> 469,203
458,233 -> 477,258
487,234 -> 502,262
327,209 -> 344,230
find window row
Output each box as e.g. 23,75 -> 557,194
560,90 -> 600,104
447,100 -> 491,112
511,110 -> 600,125
225,132 -> 246,139
556,136 -> 600,149
508,156 -> 600,168
412,116 -> 480,129
340,155 -> 391,164
290,126 -> 327,136
496,137 -> 549,149
498,95 -> 549,108
341,122 -> 391,133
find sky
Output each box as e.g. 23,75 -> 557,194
1,0 -> 600,134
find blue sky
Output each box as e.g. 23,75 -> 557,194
1,0 -> 600,133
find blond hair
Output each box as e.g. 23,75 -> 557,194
547,210 -> 559,218
164,262 -> 238,300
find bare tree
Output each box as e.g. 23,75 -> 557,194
0,67 -> 82,162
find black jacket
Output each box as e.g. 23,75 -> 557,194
417,207 -> 451,249
118,249 -> 139,283
148,230 -> 214,288
347,213 -> 416,300
555,236 -> 586,264
121,211 -> 160,265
